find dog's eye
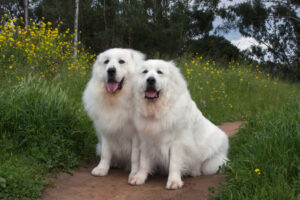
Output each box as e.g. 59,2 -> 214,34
119,59 -> 125,64
104,60 -> 109,64
142,70 -> 148,74
157,70 -> 163,74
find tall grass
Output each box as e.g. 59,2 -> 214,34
177,55 -> 299,123
0,15 -> 299,200
0,77 -> 96,199
0,15 -> 96,199
214,99 -> 300,200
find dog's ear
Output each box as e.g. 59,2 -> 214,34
168,61 -> 187,90
130,50 -> 146,64
91,52 -> 104,78
94,52 -> 102,65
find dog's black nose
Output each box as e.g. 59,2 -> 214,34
147,77 -> 156,85
107,67 -> 116,76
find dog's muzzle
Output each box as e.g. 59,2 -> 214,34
106,67 -> 124,93
145,77 -> 159,100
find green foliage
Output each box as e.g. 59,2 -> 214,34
186,35 -> 240,61
0,0 -> 25,18
214,100 -> 300,200
0,17 -> 96,199
0,8 -> 299,198
0,155 -> 46,200
0,77 -> 96,199
2,0 -> 299,80
177,56 -> 299,124
0,15 -> 95,89
1,77 -> 96,168
33,0 -> 218,57
221,0 -> 300,80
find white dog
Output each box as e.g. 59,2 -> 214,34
129,59 -> 229,190
82,48 -> 145,178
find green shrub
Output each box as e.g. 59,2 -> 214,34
0,77 -> 96,199
186,36 -> 241,61
214,100 -> 300,199
0,16 -> 95,84
0,155 -> 46,200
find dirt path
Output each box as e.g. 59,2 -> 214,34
42,121 -> 244,200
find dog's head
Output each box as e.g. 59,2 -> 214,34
136,59 -> 187,103
92,48 -> 145,94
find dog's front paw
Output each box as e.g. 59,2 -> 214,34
91,166 -> 109,176
128,170 -> 138,179
128,174 -> 146,185
166,178 -> 184,190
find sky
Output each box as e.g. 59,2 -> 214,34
212,0 -> 256,51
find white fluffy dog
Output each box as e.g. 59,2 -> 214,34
83,48 -> 145,177
129,59 -> 229,189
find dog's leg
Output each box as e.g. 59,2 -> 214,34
201,153 -> 228,175
128,147 -> 150,185
129,136 -> 140,179
91,137 -> 112,176
166,143 -> 184,190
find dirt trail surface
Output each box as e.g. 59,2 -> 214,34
42,121 -> 244,200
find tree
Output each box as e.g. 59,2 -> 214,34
34,0 -> 74,30
186,35 -> 240,61
24,0 -> 28,30
32,0 -> 231,59
219,0 -> 300,79
0,0 -> 23,18
74,0 -> 79,58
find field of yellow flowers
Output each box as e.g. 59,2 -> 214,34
178,54 -> 298,123
0,14 -> 95,83
0,15 -> 299,200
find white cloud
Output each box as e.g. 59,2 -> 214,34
231,37 -> 267,51
218,0 -> 247,8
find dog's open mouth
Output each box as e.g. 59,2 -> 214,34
145,87 -> 159,100
106,78 -> 124,93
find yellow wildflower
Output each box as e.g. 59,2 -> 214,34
254,168 -> 261,175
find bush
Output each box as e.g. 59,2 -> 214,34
0,77 -> 96,199
0,15 -> 96,82
186,36 -> 241,61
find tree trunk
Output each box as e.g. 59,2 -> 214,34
74,0 -> 79,59
103,0 -> 107,32
24,0 -> 28,31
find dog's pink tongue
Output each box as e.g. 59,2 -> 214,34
145,91 -> 158,98
106,82 -> 119,93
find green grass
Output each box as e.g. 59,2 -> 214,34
177,56 -> 299,123
0,17 -> 96,199
0,77 -> 96,199
0,18 -> 299,198
214,99 -> 300,200
1,58 -> 299,200
176,56 -> 300,199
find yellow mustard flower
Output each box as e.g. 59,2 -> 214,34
255,168 -> 261,175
